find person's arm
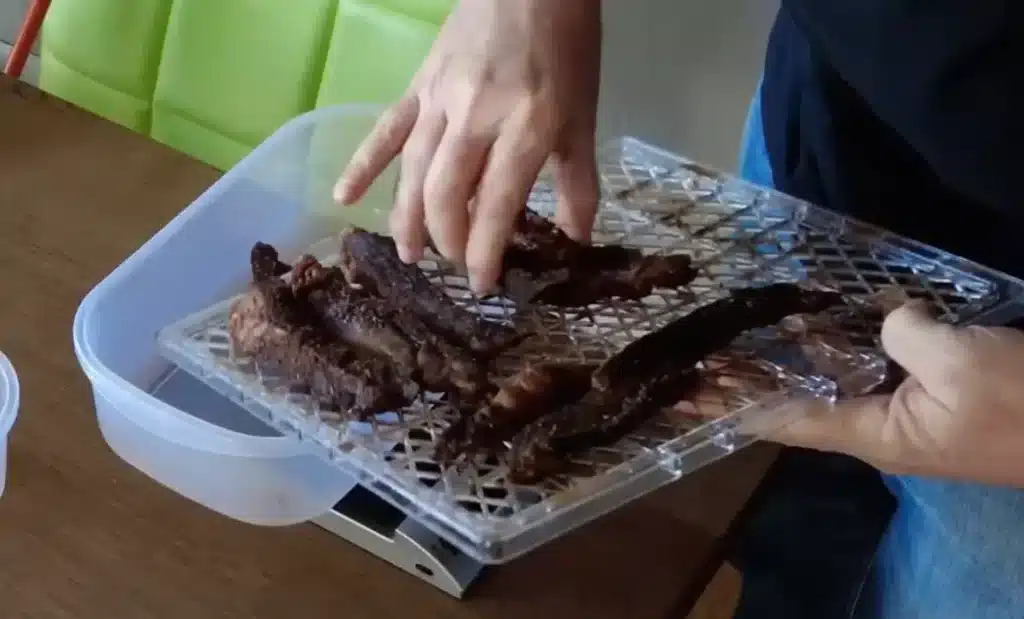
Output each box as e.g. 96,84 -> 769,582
787,0 -> 1023,213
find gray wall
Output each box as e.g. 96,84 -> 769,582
600,0 -> 777,169
0,0 -> 776,169
1,0 -> 39,82
0,0 -> 31,45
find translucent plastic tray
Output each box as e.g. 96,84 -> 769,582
157,138 -> 1024,564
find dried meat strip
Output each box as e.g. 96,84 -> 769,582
500,209 -> 697,307
228,274 -> 415,419
592,284 -> 844,391
292,254 -> 489,400
339,228 -> 527,356
507,367 -> 701,485
507,284 -> 844,483
435,361 -> 596,465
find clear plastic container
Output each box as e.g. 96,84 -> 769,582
0,351 -> 20,498
69,106 -> 397,525
76,104 -> 1024,561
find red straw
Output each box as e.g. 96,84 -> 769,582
4,0 -> 52,78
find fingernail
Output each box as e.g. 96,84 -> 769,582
555,219 -> 590,244
333,180 -> 353,204
396,243 -> 411,263
469,273 -> 495,297
396,243 -> 420,264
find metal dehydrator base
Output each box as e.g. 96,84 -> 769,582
313,485 -> 484,598
149,368 -> 482,598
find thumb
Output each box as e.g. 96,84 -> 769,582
766,301 -> 959,470
552,132 -> 599,243
880,301 -> 965,395
769,378 -> 939,474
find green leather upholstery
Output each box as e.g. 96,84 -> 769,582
39,0 -> 450,170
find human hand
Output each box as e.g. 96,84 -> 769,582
334,0 -> 602,293
771,302 -> 1024,487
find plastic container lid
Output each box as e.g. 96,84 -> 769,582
0,352 -> 17,437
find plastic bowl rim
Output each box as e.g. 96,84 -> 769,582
0,352 -> 19,438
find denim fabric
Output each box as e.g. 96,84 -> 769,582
855,478 -> 1024,619
735,87 -> 1024,619
737,88 -> 774,189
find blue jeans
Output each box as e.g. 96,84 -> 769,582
735,88 -> 1024,619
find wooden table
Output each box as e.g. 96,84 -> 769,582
0,74 -> 777,619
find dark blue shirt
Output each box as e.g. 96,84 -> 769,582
762,1 -> 1024,276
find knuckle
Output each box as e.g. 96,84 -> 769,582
933,341 -> 976,385
521,92 -> 557,120
403,126 -> 436,155
950,337 -> 982,373
346,150 -> 374,177
454,105 -> 501,140
422,176 -> 451,208
481,182 -> 527,210
376,110 -> 402,137
378,99 -> 414,134
391,191 -> 416,221
444,122 -> 479,146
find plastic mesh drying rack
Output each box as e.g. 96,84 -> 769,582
157,138 -> 1024,565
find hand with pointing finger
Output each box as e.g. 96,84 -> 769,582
334,0 -> 603,294
771,301 -> 1024,487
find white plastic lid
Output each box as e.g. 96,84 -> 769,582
0,352 -> 18,438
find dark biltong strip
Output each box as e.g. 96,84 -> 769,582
507,367 -> 701,485
292,257 -> 418,378
292,255 -> 489,401
500,209 -> 698,306
228,275 -> 415,419
435,361 -> 596,465
251,242 -> 293,281
339,228 -> 528,356
592,284 -> 844,391
502,253 -> 697,307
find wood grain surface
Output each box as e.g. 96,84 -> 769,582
0,75 -> 775,619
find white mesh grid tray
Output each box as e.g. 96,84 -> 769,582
157,138 -> 1024,564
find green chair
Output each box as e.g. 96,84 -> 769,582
38,0 -> 451,171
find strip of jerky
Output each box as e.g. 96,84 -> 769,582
292,255 -> 489,401
251,241 -> 293,281
389,310 -> 492,403
503,252 -> 697,307
228,276 -> 416,419
592,283 -> 844,391
291,256 -> 418,377
434,361 -> 596,466
339,228 -> 527,356
507,367 -> 701,485
500,209 -> 698,306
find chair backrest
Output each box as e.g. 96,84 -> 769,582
38,0 -> 450,170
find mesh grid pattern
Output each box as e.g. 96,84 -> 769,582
157,138 -> 1005,561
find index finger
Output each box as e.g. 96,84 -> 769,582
334,97 -> 418,205
465,122 -> 552,294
